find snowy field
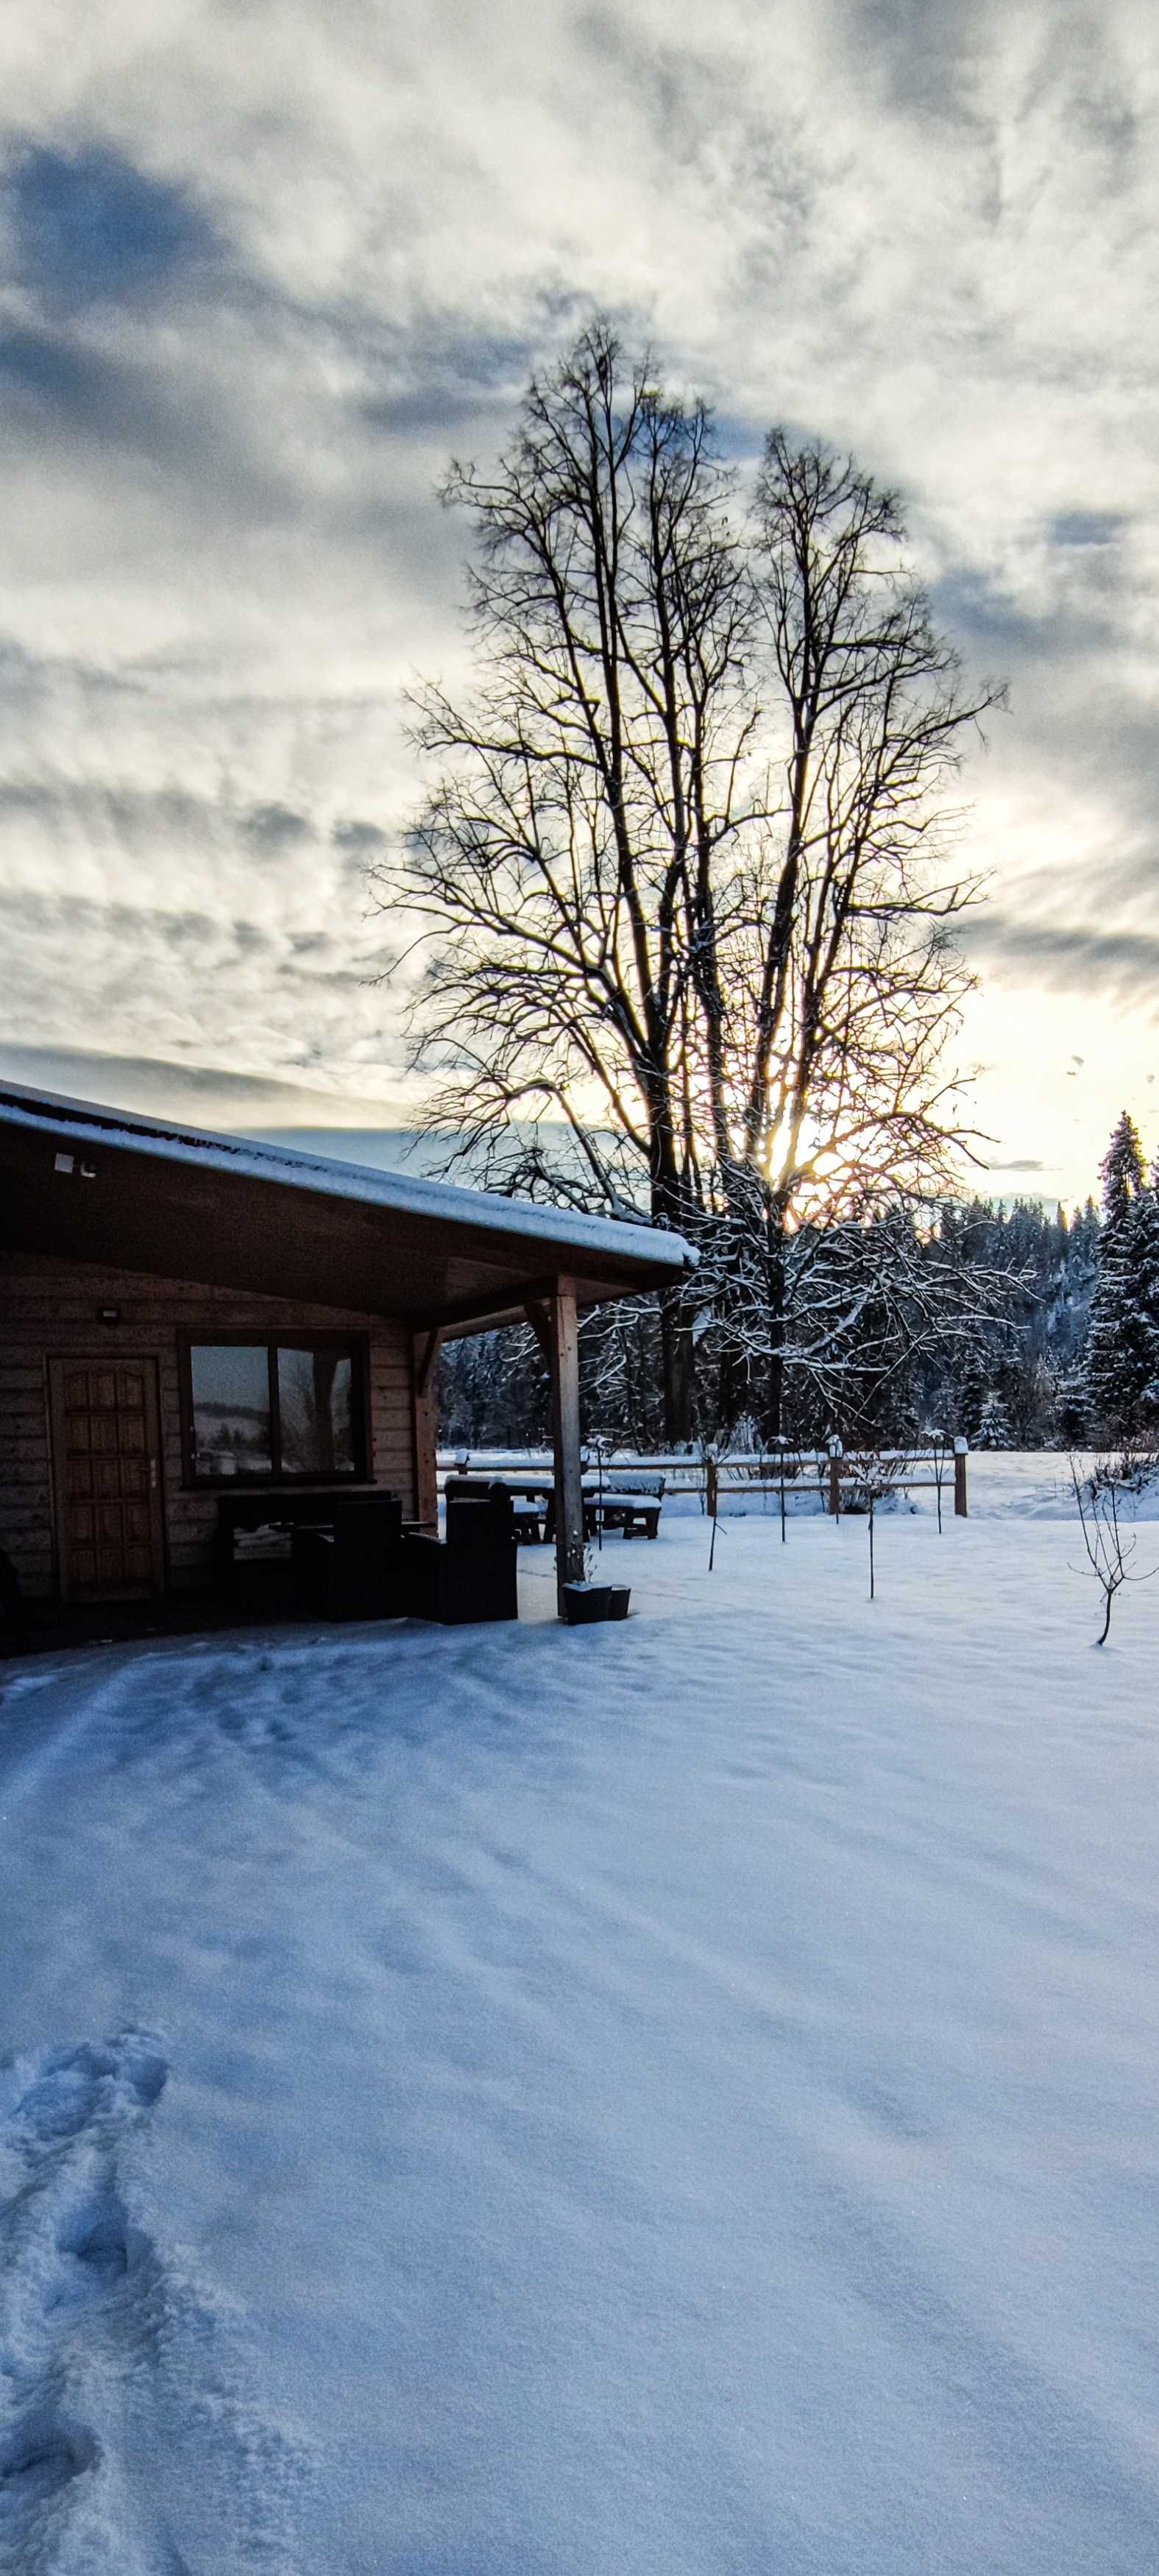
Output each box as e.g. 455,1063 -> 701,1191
3,1471 -> 1159,2572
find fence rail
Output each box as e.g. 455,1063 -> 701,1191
437,1443 -> 969,1518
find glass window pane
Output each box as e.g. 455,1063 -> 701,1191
277,1347 -> 355,1476
190,1345 -> 272,1476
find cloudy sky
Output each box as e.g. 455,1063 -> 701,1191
1,0 -> 1157,1204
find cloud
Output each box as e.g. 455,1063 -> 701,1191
0,321 -> 182,445
0,317 -> 288,530
0,774 -> 219,839
1050,510 -> 1124,549
245,1126 -> 442,1172
332,818 -> 387,854
240,802 -> 313,854
357,318 -> 560,442
0,1041 -> 415,1130
931,567 -> 1041,652
963,912 -> 1159,1008
7,140 -> 220,310
0,885 -> 258,952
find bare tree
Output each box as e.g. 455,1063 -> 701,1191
723,440 -> 1002,1432
377,322 -> 1002,1440
1069,1450 -> 1158,1643
384,325 -> 757,1434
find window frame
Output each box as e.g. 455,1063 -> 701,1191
178,1329 -> 372,1488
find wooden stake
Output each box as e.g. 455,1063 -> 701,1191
547,1280 -> 585,1613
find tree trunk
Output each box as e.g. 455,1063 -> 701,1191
659,1287 -> 695,1446
717,1340 -> 752,1439
651,1140 -> 697,1447
760,1200 -> 787,1445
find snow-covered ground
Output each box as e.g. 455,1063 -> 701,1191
4,1488 -> 1159,2572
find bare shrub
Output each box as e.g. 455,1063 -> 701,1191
1069,1450 -> 1159,1645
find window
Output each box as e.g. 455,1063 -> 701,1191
277,1345 -> 355,1476
189,1343 -> 272,1477
183,1336 -> 366,1483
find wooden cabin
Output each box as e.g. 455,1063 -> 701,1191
0,1081 -> 694,1622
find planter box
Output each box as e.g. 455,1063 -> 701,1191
607,1586 -> 631,1620
562,1582 -> 613,1626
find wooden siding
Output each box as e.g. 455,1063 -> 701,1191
0,1252 -> 416,1597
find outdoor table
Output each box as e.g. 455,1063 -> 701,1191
471,1476 -> 557,1542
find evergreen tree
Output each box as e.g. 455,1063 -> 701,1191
1056,1362 -> 1090,1446
1100,1112 -> 1145,1226
1134,1175 -> 1159,1422
974,1386 -> 1013,1448
1082,1114 -> 1158,1437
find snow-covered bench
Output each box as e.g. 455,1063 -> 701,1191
583,1472 -> 665,1540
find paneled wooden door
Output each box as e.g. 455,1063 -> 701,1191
48,1357 -> 166,1601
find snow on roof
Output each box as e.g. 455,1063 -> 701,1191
0,1078 -> 696,1275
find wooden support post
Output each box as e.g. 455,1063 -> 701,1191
954,1438 -> 968,1519
706,1458 -> 719,1521
547,1278 -> 584,1613
827,1452 -> 842,1517
412,1328 -> 442,1529
523,1298 -> 553,1364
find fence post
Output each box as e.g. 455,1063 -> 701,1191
706,1458 -> 718,1521
827,1440 -> 843,1517
954,1436 -> 968,1518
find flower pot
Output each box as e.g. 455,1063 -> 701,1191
607,1586 -> 631,1620
562,1582 -> 612,1625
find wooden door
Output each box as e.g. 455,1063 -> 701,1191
48,1358 -> 165,1601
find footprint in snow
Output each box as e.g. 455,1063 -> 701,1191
0,2028 -> 306,2573
0,2031 -> 166,2567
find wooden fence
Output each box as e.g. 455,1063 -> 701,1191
701,1444 -> 967,1519
438,1443 -> 968,1518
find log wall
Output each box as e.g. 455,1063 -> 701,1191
0,1251 -> 417,1596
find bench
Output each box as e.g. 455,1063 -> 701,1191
215,1488 -> 402,1614
583,1471 -> 665,1540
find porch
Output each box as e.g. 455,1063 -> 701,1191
0,1080 -> 695,1629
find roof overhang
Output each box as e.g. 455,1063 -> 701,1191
0,1083 -> 695,1331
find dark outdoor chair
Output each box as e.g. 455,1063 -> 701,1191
403,1482 -> 519,1624
292,1493 -> 404,1621
443,1476 -> 498,1509
0,1546 -> 25,1653
583,1471 -> 666,1540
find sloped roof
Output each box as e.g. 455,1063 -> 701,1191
0,1080 -> 695,1329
